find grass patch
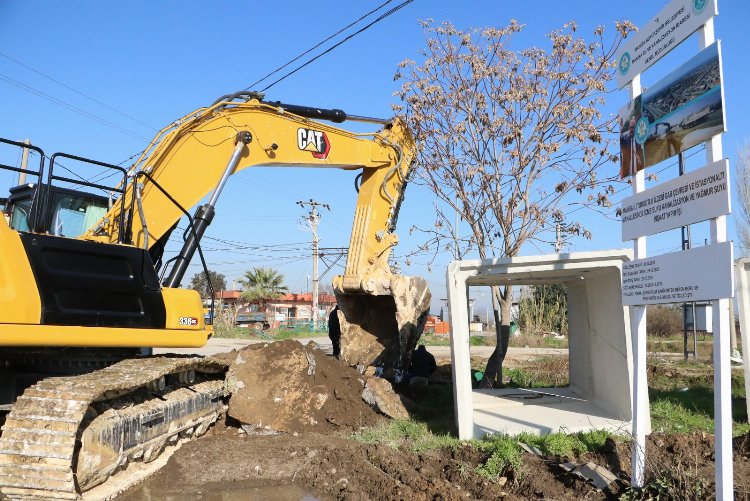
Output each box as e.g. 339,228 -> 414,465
353,419 -> 460,452
420,333 -> 488,346
650,388 -> 750,436
515,429 -> 612,458
476,435 -> 523,480
647,359 -> 749,436
408,384 -> 455,435
212,326 -> 263,339
273,328 -> 327,339
475,429 -> 615,481
508,332 -> 569,349
504,356 -> 569,388
212,326 -> 326,340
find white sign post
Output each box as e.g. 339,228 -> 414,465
617,2 -> 733,498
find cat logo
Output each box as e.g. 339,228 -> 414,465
297,128 -> 330,159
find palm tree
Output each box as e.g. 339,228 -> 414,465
238,267 -> 288,310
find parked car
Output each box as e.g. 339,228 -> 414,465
235,312 -> 270,331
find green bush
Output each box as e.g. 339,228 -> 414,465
477,435 -> 523,480
517,284 -> 568,336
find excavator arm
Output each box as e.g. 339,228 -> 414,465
88,96 -> 409,292
87,93 -> 430,367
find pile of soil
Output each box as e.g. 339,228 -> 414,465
224,340 -> 383,433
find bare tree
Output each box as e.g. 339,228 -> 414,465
395,19 -> 634,387
736,144 -> 750,255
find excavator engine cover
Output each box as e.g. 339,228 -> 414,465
336,275 -> 431,369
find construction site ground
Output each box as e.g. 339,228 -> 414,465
109,338 -> 749,499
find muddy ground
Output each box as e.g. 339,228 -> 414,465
114,342 -> 750,500
117,423 -> 750,500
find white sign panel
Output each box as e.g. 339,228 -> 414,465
621,159 -> 730,240
616,0 -> 717,88
622,241 -> 733,306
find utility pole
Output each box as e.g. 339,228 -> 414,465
18,139 -> 31,185
554,223 -> 566,253
297,199 -> 329,329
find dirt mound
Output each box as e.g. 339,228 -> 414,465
225,340 -> 383,433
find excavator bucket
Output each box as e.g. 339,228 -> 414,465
335,276 -> 431,370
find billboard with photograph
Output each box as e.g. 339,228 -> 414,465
619,41 -> 725,178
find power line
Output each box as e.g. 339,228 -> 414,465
0,51 -> 157,131
243,0 -> 394,91
0,72 -> 150,141
259,0 -> 415,92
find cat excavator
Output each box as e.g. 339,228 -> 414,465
0,91 -> 430,499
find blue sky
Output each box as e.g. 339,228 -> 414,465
1,0 -> 748,315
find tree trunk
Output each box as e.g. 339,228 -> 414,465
480,285 -> 513,388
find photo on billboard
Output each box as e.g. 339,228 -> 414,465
619,41 -> 725,178
618,95 -> 646,178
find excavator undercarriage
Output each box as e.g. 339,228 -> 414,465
0,357 -> 228,500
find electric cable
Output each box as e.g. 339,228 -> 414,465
0,73 -> 150,141
0,51 -> 157,131
259,0 -> 415,92
243,0 -> 394,91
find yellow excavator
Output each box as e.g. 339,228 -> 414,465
0,91 -> 430,499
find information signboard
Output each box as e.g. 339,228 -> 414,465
621,241 -> 733,306
616,0 -> 717,88
620,159 -> 730,240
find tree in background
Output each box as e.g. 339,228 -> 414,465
736,144 -> 750,255
189,270 -> 226,300
239,267 -> 288,310
395,19 -> 634,387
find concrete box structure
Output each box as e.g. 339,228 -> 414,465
734,258 -> 750,422
447,250 -> 646,439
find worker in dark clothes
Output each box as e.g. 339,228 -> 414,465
328,305 -> 341,358
409,345 -> 436,388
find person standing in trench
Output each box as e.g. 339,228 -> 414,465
328,305 -> 341,359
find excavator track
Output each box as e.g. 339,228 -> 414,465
0,356 -> 228,500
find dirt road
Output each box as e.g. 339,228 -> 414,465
154,335 -> 567,362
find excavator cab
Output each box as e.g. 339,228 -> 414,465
4,183 -> 109,237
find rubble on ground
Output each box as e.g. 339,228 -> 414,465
361,376 -> 411,420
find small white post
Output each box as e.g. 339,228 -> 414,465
447,263 -> 474,440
